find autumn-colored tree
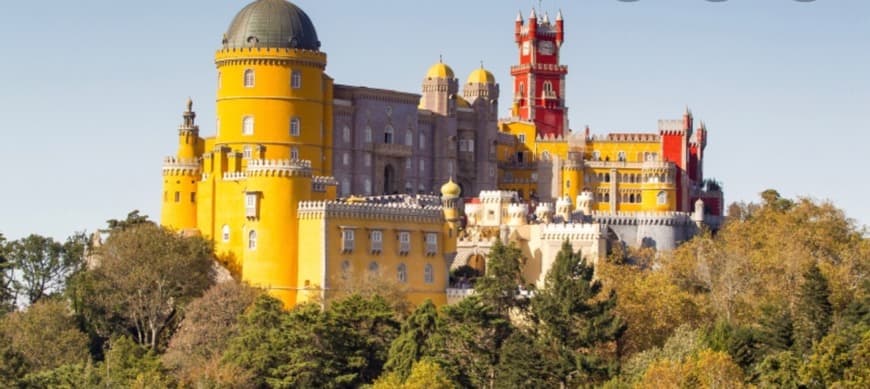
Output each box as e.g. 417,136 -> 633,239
638,349 -> 746,389
0,299 -> 89,372
374,358 -> 456,389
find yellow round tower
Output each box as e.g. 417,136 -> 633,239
440,178 -> 462,254
640,161 -> 677,212
214,0 -> 332,176
161,100 -> 202,230
562,159 -> 583,202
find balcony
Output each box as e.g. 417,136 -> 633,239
374,143 -> 413,158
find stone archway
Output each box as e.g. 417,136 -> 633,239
384,164 -> 396,194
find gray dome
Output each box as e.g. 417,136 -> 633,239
223,0 -> 320,50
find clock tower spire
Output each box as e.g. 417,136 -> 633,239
511,7 -> 568,138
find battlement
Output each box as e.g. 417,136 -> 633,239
658,119 -> 687,134
539,222 -> 605,241
606,133 -> 660,142
298,197 -> 444,222
222,172 -> 246,181
590,211 -> 692,226
479,190 -> 517,203
246,159 -> 312,177
162,156 -> 200,176
312,176 -> 338,192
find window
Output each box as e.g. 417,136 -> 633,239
398,231 -> 410,254
518,134 -> 526,143
174,191 -> 180,202
341,260 -> 350,280
368,261 -> 380,275
364,178 -> 372,194
397,263 -> 407,283
405,159 -> 411,170
243,145 -> 252,159
343,126 -> 351,142
419,133 -> 426,149
542,81 -> 555,98
290,146 -> 299,160
342,229 -> 355,252
245,192 -> 258,218
424,264 -> 434,284
541,150 -> 551,161
592,151 -> 600,161
566,179 -> 571,189
419,159 -> 425,174
384,125 -> 394,144
221,225 -> 230,242
248,230 -> 257,250
425,233 -> 437,255
242,116 -> 254,135
605,173 -> 611,183
657,191 -> 667,205
370,230 -> 383,253
364,153 -> 371,167
618,151 -> 626,162
365,126 -> 373,142
343,152 -> 350,166
341,178 -> 351,196
518,82 -> 525,97
243,69 -> 254,88
406,130 -> 413,146
190,192 -> 196,203
217,72 -> 222,89
291,70 -> 302,89
290,117 -> 300,136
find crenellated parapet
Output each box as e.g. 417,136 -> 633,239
246,159 -> 312,178
162,156 -> 201,176
312,176 -> 338,192
479,190 -> 517,204
215,47 -> 327,69
590,211 -> 692,226
539,223 -> 605,242
297,198 -> 444,222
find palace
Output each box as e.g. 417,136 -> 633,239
160,0 -> 723,307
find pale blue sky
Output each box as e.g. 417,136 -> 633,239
0,0 -> 867,240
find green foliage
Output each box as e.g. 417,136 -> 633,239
222,294 -> 294,387
531,240 -> 626,385
106,210 -> 152,231
794,262 -> 834,355
373,358 -> 456,389
78,223 -> 216,350
6,234 -> 85,305
755,351 -> 801,388
0,299 -> 90,372
102,335 -> 174,388
799,323 -> 868,388
621,325 -> 704,384
384,299 -> 440,380
703,320 -> 763,374
756,303 -> 794,353
494,329 -> 557,388
474,239 -> 526,316
0,233 -> 15,313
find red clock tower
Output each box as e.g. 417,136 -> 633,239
512,9 -> 568,138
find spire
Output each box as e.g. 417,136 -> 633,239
556,9 -> 563,21
186,97 -> 193,113
529,8 -> 537,19
542,12 -> 549,24
685,105 -> 692,117
182,98 -> 197,130
516,10 -> 523,22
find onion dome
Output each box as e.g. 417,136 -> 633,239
426,59 -> 455,79
224,0 -> 320,50
467,66 -> 496,84
440,178 -> 461,198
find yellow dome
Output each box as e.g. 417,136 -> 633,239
426,61 -> 455,79
467,67 -> 495,84
440,178 -> 461,197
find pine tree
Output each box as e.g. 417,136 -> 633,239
384,299 -> 440,380
494,329 -> 558,388
474,239 -> 526,317
794,262 -> 833,355
531,241 -> 626,386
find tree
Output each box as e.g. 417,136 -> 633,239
0,233 -> 15,313
638,349 -> 746,389
0,299 -> 90,373
374,358 -> 456,389
494,329 -> 558,388
101,336 -> 174,388
755,351 -> 801,389
222,294 -> 296,388
474,239 -> 527,317
80,223 -> 215,350
799,323 -> 867,389
106,210 -> 151,231
7,234 -> 83,305
531,241 -> 626,386
756,303 -> 794,353
163,280 -> 261,384
384,299 -> 440,380
794,262 -> 833,355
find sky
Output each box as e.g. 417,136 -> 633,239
0,0 -> 867,240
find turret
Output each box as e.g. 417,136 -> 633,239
178,98 -> 202,159
692,198 -> 705,226
161,100 -> 203,231
555,196 -> 572,222
555,10 -> 564,47
535,202 -> 554,223
440,178 -> 462,256
576,190 -> 594,216
515,11 -> 523,43
528,8 -> 537,37
420,58 -> 459,116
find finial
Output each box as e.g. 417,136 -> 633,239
480,60 -> 484,69
556,9 -> 563,21
439,54 -> 443,63
685,105 -> 692,116
516,10 -> 523,22
542,12 -> 550,24
186,97 -> 193,112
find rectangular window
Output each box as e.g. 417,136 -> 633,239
518,134 -> 526,143
618,151 -> 626,162
398,231 -> 411,254
245,192 -> 258,218
290,147 -> 299,160
425,233 -> 437,255
342,229 -> 355,252
174,191 -> 180,203
190,192 -> 196,203
370,230 -> 383,253
243,145 -> 252,159
290,117 -> 300,136
291,70 -> 302,89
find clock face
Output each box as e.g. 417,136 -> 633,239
538,41 -> 555,55
522,41 -> 531,55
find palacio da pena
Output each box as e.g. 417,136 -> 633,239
160,0 -> 724,307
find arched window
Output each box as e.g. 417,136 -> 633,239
604,193 -> 610,203
518,82 -> 525,97
343,126 -> 351,142
657,191 -> 667,205
424,264 -> 434,284
290,117 -> 300,136
364,178 -> 372,195
343,152 -> 350,166
397,263 -> 407,283
291,70 -> 302,89
419,133 -> 426,149
566,179 -> 571,189
364,153 -> 371,167
405,130 -> 413,146
341,177 -> 351,196
242,116 -> 254,135
290,146 -> 299,160
368,261 -> 380,275
221,225 -> 230,242
248,230 -> 257,250
243,69 -> 255,88
364,126 -> 373,143
341,260 -> 350,280
384,125 -> 394,144
617,151 -> 626,162
629,193 -> 636,203
605,173 -> 611,183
